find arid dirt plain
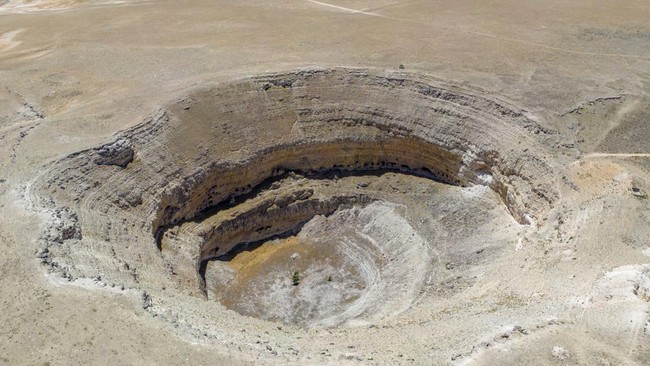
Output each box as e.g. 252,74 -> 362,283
1,1 -> 650,365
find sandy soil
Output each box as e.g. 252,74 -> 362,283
0,1 -> 649,365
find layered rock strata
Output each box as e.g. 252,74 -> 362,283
32,67 -> 560,319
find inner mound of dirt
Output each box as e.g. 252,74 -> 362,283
200,172 -> 441,327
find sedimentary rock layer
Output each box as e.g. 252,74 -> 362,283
33,67 -> 560,302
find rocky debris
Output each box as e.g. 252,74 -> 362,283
36,247 -> 49,261
40,207 -> 81,245
273,188 -> 313,207
18,102 -> 45,119
631,186 -> 647,198
269,78 -> 293,88
551,345 -> 569,360
454,320 -> 571,362
94,139 -> 134,168
114,188 -> 143,208
10,123 -> 40,162
560,95 -> 624,117
142,291 -> 153,310
592,265 -> 650,303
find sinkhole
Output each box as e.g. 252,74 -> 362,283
36,68 -> 559,328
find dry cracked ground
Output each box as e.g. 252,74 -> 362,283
1,1 -> 650,365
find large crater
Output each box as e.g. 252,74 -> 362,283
34,68 -> 560,329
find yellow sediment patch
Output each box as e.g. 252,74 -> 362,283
229,236 -> 306,275
568,159 -> 626,196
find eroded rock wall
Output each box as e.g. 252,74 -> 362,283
33,67 -> 561,292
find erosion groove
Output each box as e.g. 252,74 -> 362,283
34,67 -> 560,328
